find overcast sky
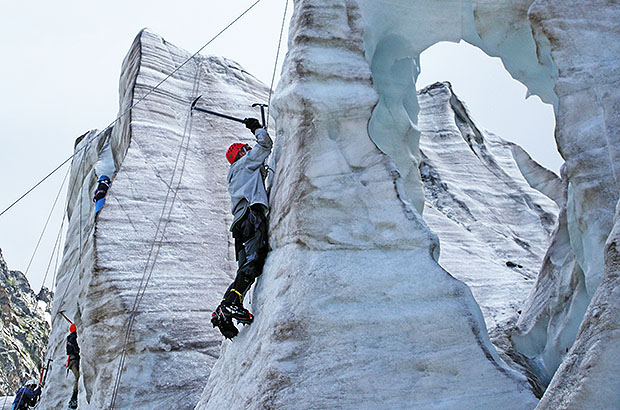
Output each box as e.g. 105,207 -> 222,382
0,1 -> 562,292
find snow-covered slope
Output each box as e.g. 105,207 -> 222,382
40,30 -> 270,410
197,2 -> 537,409
417,81 -> 558,341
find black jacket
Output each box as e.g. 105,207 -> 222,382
66,332 -> 80,358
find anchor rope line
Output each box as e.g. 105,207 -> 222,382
51,0 -> 263,342
51,223 -> 64,291
266,0 -> 290,128
0,0 -> 263,220
24,165 -> 70,278
50,132 -> 93,320
41,212 -> 66,292
108,60 -> 202,410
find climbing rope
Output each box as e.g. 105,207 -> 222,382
266,0 -> 290,129
41,213 -> 66,292
23,166 -> 70,278
108,60 -> 202,410
0,0 -> 264,220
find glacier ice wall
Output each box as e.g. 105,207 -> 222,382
417,81 -> 558,341
197,1 -> 537,409
40,30 -> 271,409
535,199 -> 620,409
349,0 -> 619,403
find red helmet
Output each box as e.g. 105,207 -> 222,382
226,143 -> 247,164
70,323 -> 77,333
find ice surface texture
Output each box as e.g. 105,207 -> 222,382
41,30 -> 270,409
197,1 -> 537,409
354,0 -> 619,406
417,82 -> 558,345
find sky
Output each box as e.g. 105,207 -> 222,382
0,1 -> 562,293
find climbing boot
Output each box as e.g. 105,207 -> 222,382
68,398 -> 78,409
224,303 -> 254,325
211,304 -> 239,339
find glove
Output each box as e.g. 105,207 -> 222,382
243,118 -> 262,133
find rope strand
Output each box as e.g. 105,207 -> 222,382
0,0 -> 263,220
266,0 -> 290,128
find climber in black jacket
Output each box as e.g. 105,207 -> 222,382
66,323 -> 80,409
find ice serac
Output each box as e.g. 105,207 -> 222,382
417,82 -> 558,347
40,30 -> 270,409
535,200 -> 620,409
349,0 -> 619,402
511,0 -> 620,401
198,1 -> 537,409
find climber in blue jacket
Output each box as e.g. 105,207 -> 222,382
11,380 -> 41,410
211,118 -> 272,339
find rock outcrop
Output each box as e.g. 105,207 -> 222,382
0,249 -> 50,395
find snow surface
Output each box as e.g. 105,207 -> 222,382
41,30 -> 271,409
417,82 -> 558,341
197,1 -> 537,408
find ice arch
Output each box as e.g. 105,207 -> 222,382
355,0 -> 620,403
200,1 -> 619,408
418,40 -> 560,174
357,0 -> 558,215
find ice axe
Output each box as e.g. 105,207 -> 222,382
190,95 -> 245,124
58,311 -> 74,325
40,358 -> 52,387
252,103 -> 268,127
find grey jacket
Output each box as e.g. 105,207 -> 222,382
227,128 -> 272,229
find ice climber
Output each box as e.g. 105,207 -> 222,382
211,117 -> 272,339
66,323 -> 80,409
11,380 -> 41,410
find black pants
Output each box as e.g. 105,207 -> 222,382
223,206 -> 268,305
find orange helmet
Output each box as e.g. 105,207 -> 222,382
70,323 -> 77,333
226,143 -> 248,164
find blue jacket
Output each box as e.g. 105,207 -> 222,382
12,386 -> 41,409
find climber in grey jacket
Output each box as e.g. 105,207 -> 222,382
211,118 -> 272,339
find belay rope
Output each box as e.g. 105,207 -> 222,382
266,0 -> 289,129
107,58 -> 202,410
1,0 -> 291,407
